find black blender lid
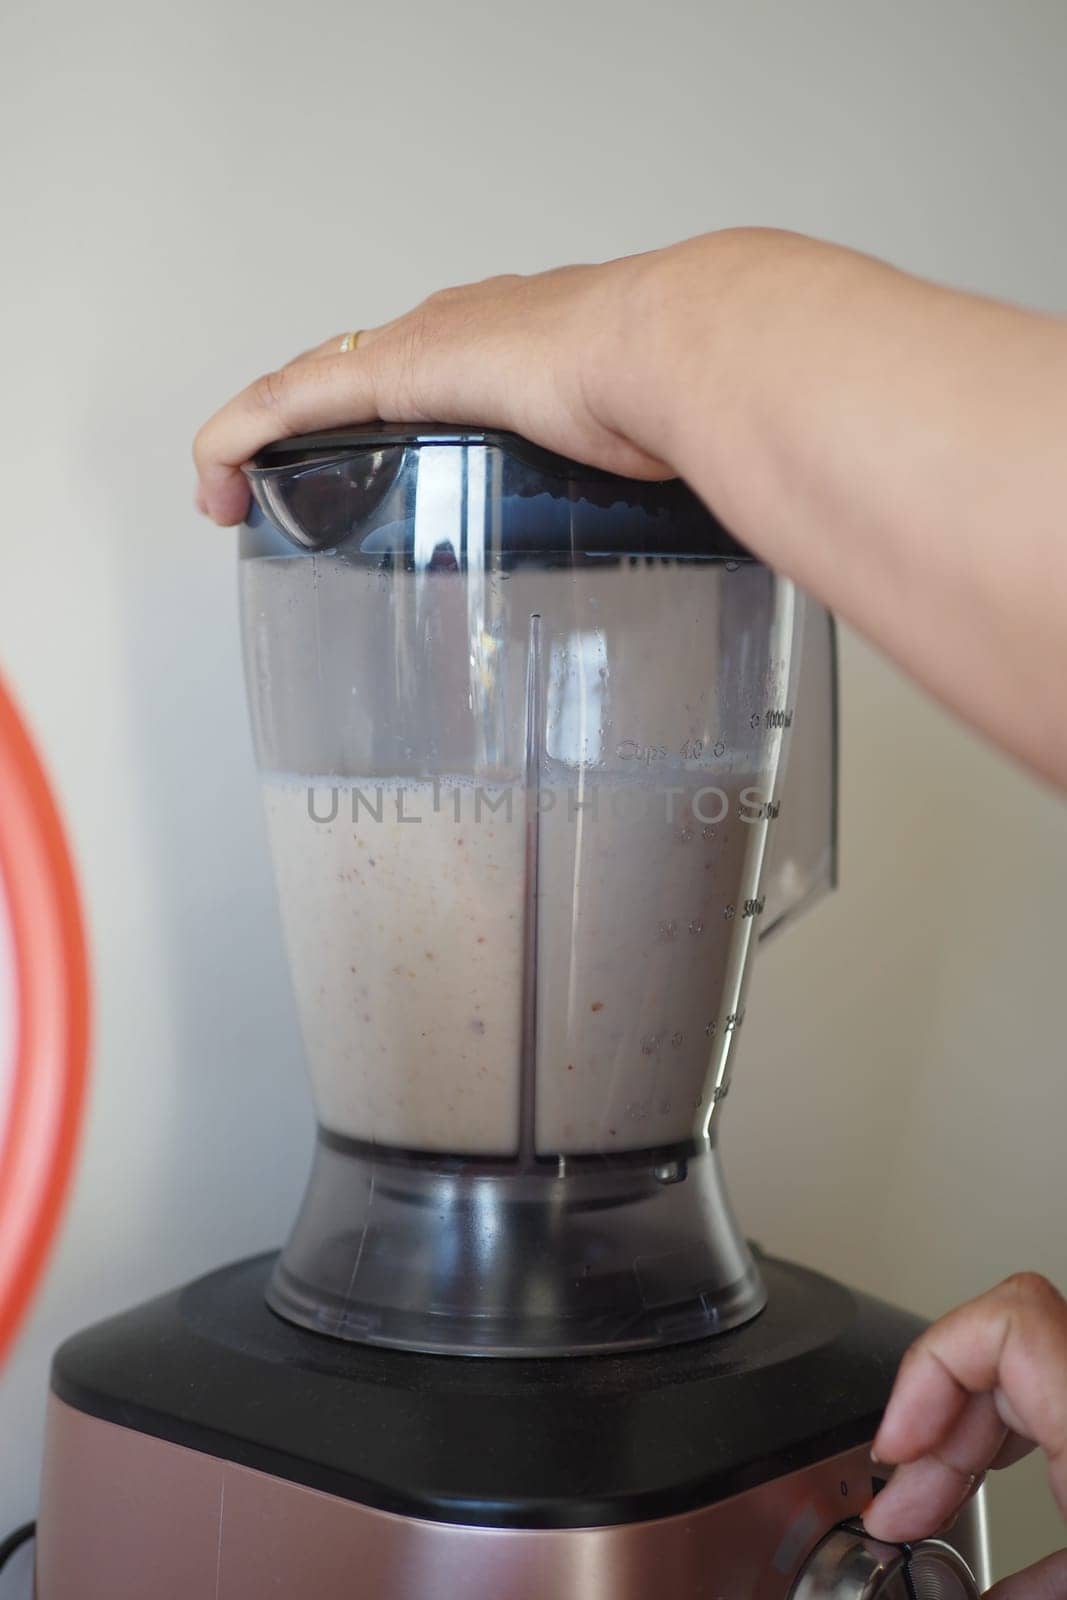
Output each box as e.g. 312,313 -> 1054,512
245,424 -> 751,562
253,424 -> 647,484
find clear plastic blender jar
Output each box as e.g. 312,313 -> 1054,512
240,427 -> 836,1355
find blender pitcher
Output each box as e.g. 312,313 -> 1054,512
240,426 -> 836,1355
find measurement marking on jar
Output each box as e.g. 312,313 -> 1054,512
618,736 -> 735,765
749,707 -> 795,730
616,739 -> 668,764
679,737 -> 728,761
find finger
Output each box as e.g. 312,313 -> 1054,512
287,332 -> 365,367
192,295 -> 527,525
872,1274 -> 1067,1515
193,349 -> 387,525
203,327 -> 391,519
869,1436 -> 1032,1550
984,1548 -> 1067,1600
864,1391 -> 1006,1542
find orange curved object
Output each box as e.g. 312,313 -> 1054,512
0,674 -> 90,1365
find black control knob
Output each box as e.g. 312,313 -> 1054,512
789,1525 -> 981,1600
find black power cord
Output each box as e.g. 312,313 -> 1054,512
0,1523 -> 34,1573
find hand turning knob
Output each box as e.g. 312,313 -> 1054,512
789,1524 -> 980,1600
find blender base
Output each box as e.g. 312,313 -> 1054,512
36,1251 -> 991,1598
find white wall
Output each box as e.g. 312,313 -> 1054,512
1,0 -> 1065,1581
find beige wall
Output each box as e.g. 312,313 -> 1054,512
1,0 -> 1065,1581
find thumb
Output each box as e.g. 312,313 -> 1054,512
985,1549 -> 1067,1600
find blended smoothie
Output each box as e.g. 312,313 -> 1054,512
245,554 -> 790,1158
262,766 -> 766,1156
263,776 -> 526,1154
535,766 -> 761,1152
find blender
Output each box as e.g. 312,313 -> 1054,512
35,428 -> 990,1598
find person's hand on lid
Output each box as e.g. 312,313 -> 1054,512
193,255 -> 674,529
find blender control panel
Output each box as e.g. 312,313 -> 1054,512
788,1520 -> 981,1600
673,1442 -> 989,1600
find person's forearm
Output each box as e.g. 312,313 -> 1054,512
606,230 -> 1067,787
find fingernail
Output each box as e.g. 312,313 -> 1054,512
870,1448 -> 882,1464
